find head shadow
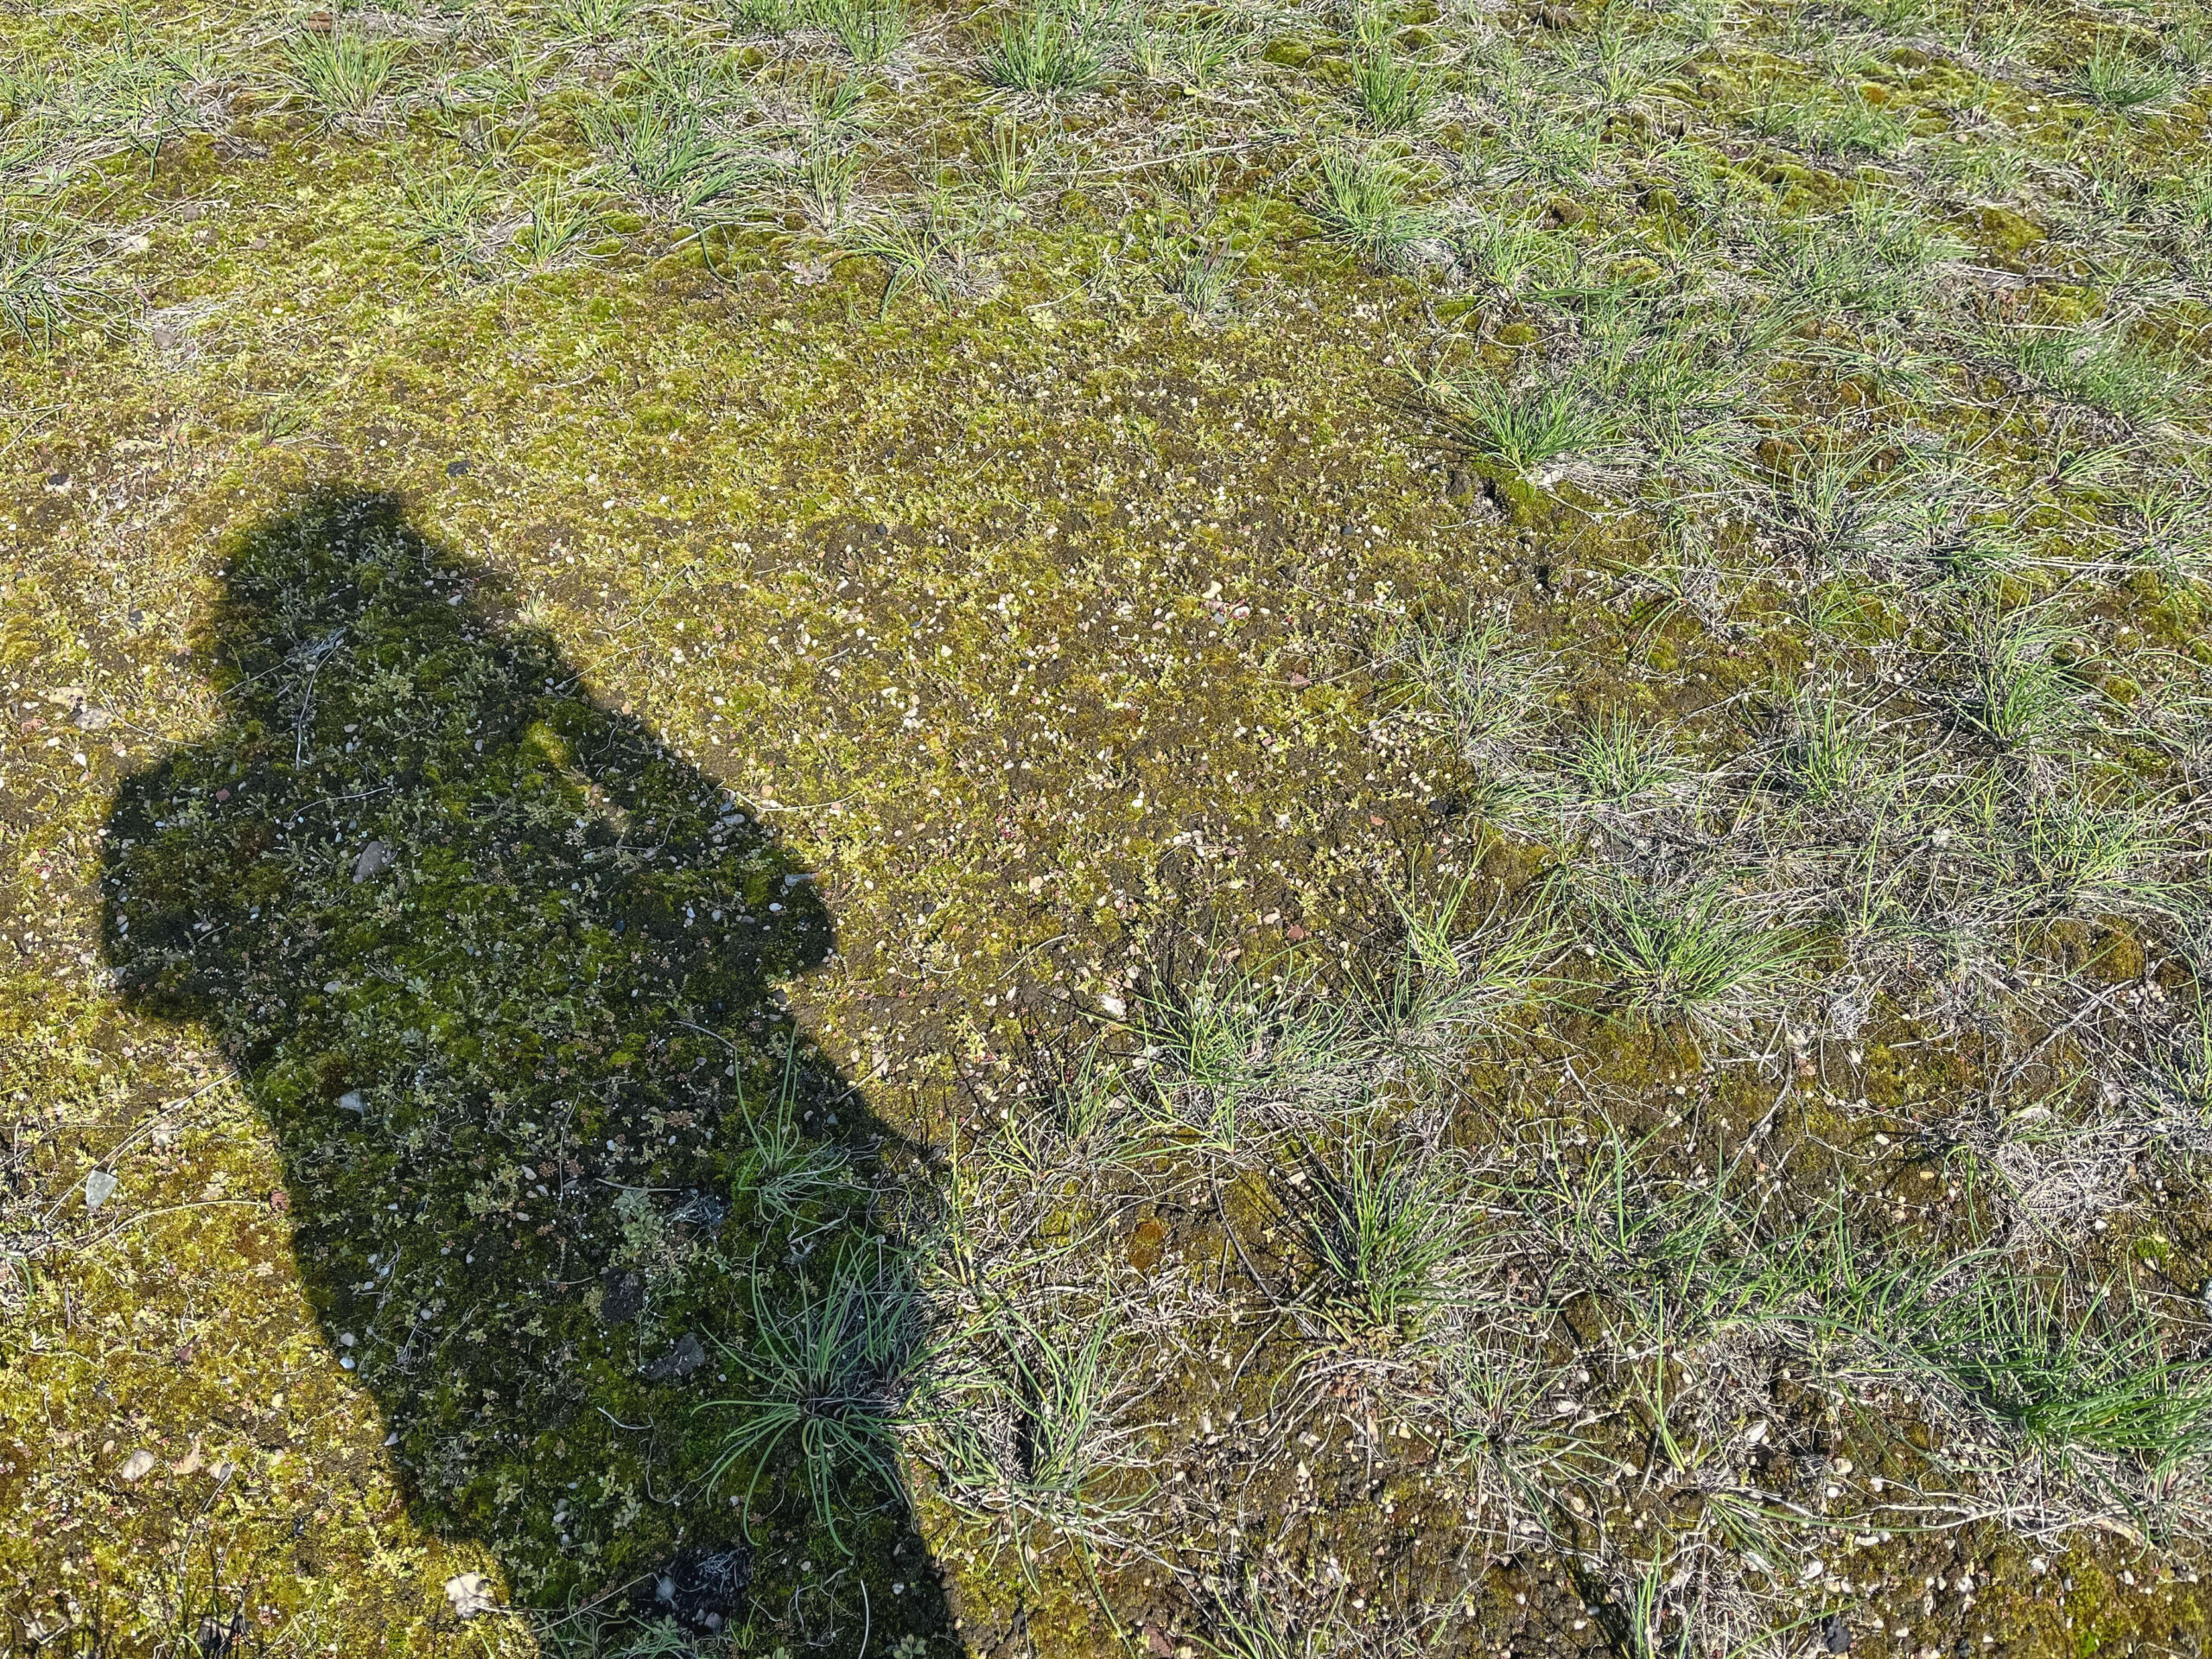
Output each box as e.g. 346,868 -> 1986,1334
99,489 -> 948,1649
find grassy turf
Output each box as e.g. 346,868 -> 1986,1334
4,0 -> 2212,1654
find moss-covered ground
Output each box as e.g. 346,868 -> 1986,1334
7,0 -> 2212,1653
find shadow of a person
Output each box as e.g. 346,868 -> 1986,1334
98,490 -> 950,1651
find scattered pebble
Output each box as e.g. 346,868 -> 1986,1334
444,1572 -> 497,1618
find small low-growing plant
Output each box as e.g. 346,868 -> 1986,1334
731,0 -> 818,32
1990,322 -> 2183,425
1400,615 -> 1556,767
1384,880 -> 1555,1061
828,0 -> 911,65
1566,710 -> 1692,811
2005,791 -> 2182,925
1433,372 -> 1615,477
1159,237 -> 1240,316
1125,7 -> 1250,85
554,0 -> 641,39
401,171 -> 506,273
510,177 -> 592,268
1140,975 -> 1370,1154
1452,214 -> 1568,298
925,1299 -> 1154,1551
842,197 -> 968,312
728,1046 -> 853,1222
979,117 -> 1044,206
589,101 -> 756,220
2120,480 -> 2212,584
803,140 -> 864,228
1752,196 -> 1956,321
1952,609 -> 2094,753
0,210 -> 99,343
1773,685 -> 1886,809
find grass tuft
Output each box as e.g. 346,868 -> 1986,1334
704,1242 -> 918,1553
2079,41 -> 2180,111
1351,43 -> 1433,132
284,30 -> 404,120
0,210 -> 99,343
983,1 -> 1105,92
1571,877 -> 1806,1039
1309,149 -> 1435,270
1302,1124 -> 1471,1335
1433,372 -> 1615,478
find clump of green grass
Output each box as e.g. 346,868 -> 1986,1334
0,210 -> 100,343
1309,149 -> 1435,270
1385,878 -> 1555,1058
1140,976 -> 1370,1154
807,66 -> 873,140
401,171 -> 504,273
1565,710 -> 1692,810
588,101 -> 756,220
283,30 -> 404,120
1580,18 -> 1662,110
704,1242 -> 918,1552
982,0 -> 1105,92
2142,994 -> 2212,1131
1990,322 -> 2183,426
1572,877 -> 1806,1039
1400,616 -> 1555,768
1433,372 -> 1615,478
1930,1275 -> 2212,1490
509,177 -> 592,268
1482,1120 -> 2212,1528
803,142 -> 864,227
1301,1125 -> 1471,1335
2078,41 -> 2179,112
1953,610 -> 2094,753
828,0 -> 910,65
1158,238 -> 1240,315
727,1040 -> 853,1221
1485,102 -> 1603,189
925,1300 -> 1153,1551
842,196 -> 971,313
2007,792 -> 2181,924
1351,42 -> 1433,131
2120,480 -> 2212,584
1754,196 -> 1957,321
730,0 -> 817,32
554,0 -> 640,39
978,117 -> 1044,209
1773,686 -> 1885,809
1811,97 -> 1913,156
1452,214 -> 1567,298
1125,7 -> 1250,85
1195,1573 -> 1332,1659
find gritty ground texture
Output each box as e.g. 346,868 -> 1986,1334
5,0 -> 2212,1655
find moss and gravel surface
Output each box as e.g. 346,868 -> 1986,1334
10,0 -> 2212,1654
